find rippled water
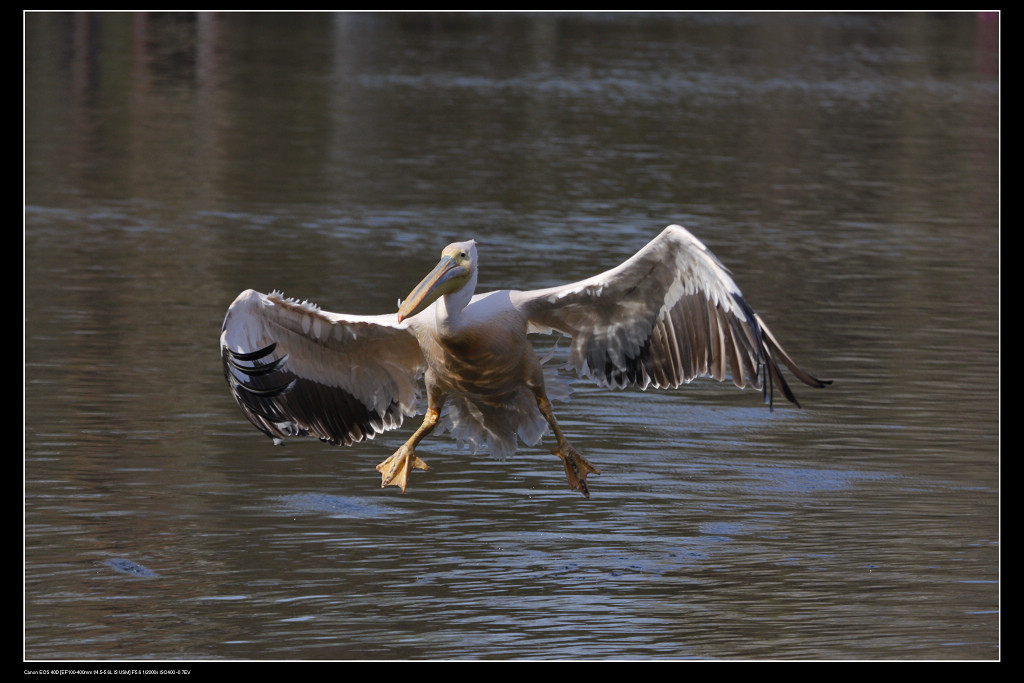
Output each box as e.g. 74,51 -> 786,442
25,12 -> 998,660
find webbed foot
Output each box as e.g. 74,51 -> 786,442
376,444 -> 430,493
552,440 -> 600,498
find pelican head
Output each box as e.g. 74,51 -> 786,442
397,240 -> 476,322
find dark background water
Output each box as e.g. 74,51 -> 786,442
25,12 -> 998,660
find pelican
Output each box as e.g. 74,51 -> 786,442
221,225 -> 829,497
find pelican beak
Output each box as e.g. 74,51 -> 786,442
397,252 -> 470,322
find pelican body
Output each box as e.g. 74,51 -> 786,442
221,225 -> 829,497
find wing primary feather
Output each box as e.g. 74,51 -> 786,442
227,342 -> 278,362
515,225 -> 829,410
220,289 -> 424,448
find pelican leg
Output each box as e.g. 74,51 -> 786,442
534,393 -> 600,498
376,406 -> 440,493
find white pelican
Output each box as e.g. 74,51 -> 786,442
221,225 -> 829,497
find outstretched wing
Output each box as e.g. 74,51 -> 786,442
512,225 -> 829,408
221,289 -> 426,445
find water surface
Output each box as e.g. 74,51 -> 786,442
25,12 -> 999,660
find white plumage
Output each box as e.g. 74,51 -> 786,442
221,224 -> 829,496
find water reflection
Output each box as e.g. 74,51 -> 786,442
25,12 -> 998,660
